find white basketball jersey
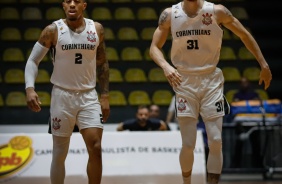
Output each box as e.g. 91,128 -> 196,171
50,18 -> 99,90
171,1 -> 223,74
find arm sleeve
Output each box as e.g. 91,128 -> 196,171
24,42 -> 49,89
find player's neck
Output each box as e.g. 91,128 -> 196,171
65,16 -> 85,33
182,0 -> 204,18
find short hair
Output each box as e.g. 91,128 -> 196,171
137,105 -> 148,111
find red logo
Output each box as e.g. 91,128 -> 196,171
177,98 -> 187,112
52,117 -> 61,130
202,13 -> 212,26
87,31 -> 96,43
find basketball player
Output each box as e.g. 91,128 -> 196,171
24,0 -> 109,184
149,0 -> 272,183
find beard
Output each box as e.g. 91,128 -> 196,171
68,17 -> 78,21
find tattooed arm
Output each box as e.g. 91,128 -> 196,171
215,4 -> 272,90
95,22 -> 110,122
149,8 -> 171,67
149,8 -> 181,87
38,23 -> 57,48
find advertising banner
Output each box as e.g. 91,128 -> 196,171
0,131 -> 206,184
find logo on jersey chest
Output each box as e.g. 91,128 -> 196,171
87,31 -> 96,43
202,13 -> 212,26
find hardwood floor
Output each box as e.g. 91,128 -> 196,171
220,173 -> 282,184
221,182 -> 281,184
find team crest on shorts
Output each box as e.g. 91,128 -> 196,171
52,117 -> 61,130
202,13 -> 212,26
177,98 -> 187,112
87,31 -> 96,43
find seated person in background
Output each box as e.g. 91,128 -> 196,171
233,77 -> 260,101
117,105 -> 168,131
231,77 -> 262,168
224,76 -> 260,123
149,104 -> 161,119
149,104 -> 170,130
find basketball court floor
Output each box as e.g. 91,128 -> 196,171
220,173 -> 282,184
221,182 -> 280,184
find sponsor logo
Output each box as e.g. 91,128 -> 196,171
202,13 -> 212,26
60,27 -> 66,35
0,136 -> 33,179
174,10 -> 182,18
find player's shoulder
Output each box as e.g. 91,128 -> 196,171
84,18 -> 104,33
83,18 -> 96,26
158,7 -> 172,26
213,3 -> 229,15
92,20 -> 104,32
42,22 -> 57,36
214,3 -> 227,9
94,21 -> 103,28
213,3 -> 234,23
47,23 -> 57,29
161,7 -> 172,16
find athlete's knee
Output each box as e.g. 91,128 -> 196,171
181,143 -> 195,153
203,116 -> 223,153
208,136 -> 222,153
52,136 -> 70,162
87,140 -> 102,158
181,133 -> 196,153
52,153 -> 67,164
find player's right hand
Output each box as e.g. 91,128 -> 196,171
26,87 -> 41,112
163,65 -> 182,87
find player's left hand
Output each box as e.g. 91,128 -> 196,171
259,66 -> 272,90
100,94 -> 110,123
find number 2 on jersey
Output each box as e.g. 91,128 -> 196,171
187,40 -> 199,50
75,53 -> 82,64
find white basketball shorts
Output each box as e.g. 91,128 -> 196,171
174,67 -> 225,120
50,85 -> 103,137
